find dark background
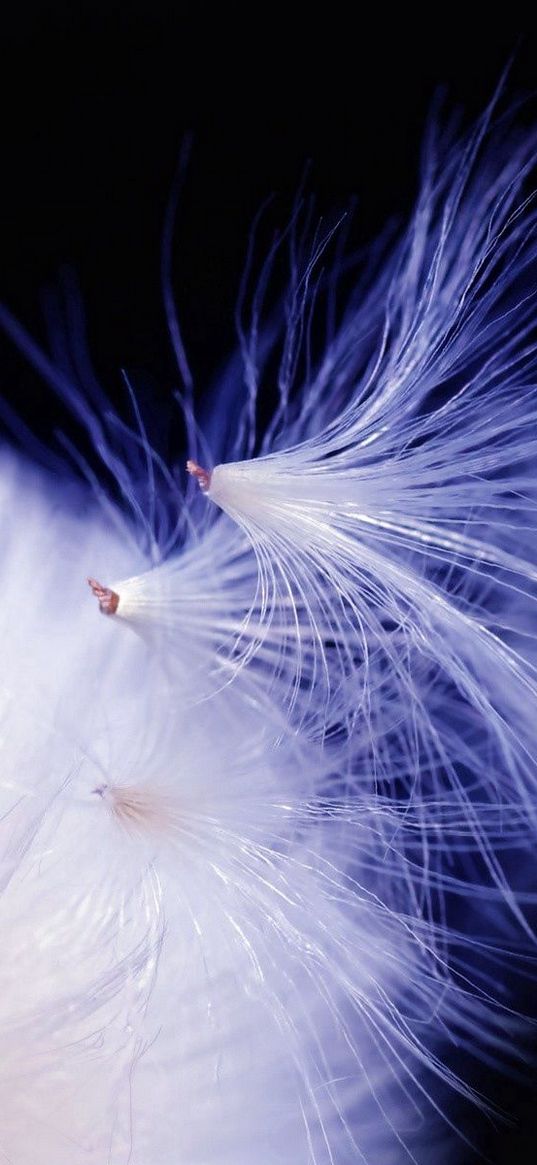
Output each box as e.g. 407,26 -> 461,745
2,11 -> 536,440
1,7 -> 536,1162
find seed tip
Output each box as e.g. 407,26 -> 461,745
87,577 -> 120,616
186,460 -> 211,492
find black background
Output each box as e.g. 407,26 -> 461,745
1,8 -> 536,1162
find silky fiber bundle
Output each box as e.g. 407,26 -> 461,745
1,90 -> 536,1164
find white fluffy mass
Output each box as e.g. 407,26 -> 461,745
1,95 -> 536,1164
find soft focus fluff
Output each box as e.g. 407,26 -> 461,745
1,94 -> 537,1164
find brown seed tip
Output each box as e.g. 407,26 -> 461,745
87,577 -> 120,616
186,459 -> 211,492
95,782 -> 176,835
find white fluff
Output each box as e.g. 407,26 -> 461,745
1,97 -> 537,1164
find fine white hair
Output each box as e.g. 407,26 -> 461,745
0,92 -> 536,1163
